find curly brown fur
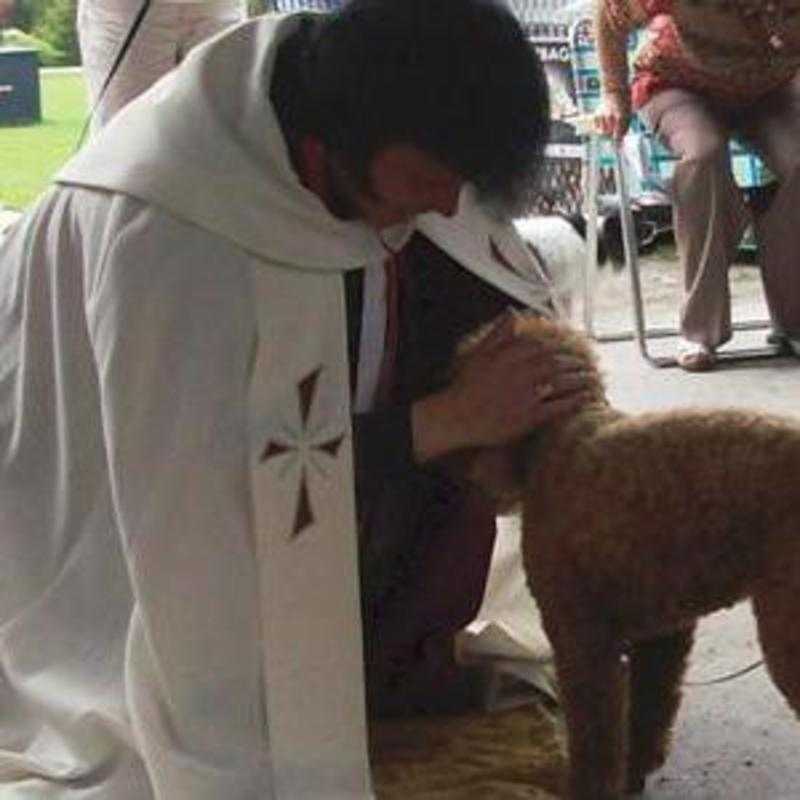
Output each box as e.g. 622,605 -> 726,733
454,315 -> 800,800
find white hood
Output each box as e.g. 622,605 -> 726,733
57,14 -> 389,272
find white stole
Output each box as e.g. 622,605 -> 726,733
247,265 -> 373,799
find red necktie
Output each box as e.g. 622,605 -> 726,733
375,253 -> 403,406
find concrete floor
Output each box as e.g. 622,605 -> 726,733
591,321 -> 800,799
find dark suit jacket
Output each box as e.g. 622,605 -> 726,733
350,234 -> 526,698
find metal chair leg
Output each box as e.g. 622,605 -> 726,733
613,147 -> 675,367
602,146 -> 779,368
582,133 -> 600,338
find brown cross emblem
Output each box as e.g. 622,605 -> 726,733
260,367 -> 346,538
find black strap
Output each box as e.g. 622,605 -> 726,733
75,0 -> 152,149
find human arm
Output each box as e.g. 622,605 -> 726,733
353,309 -> 591,612
87,203 -> 272,798
593,0 -> 646,140
410,312 -> 591,462
353,311 -> 589,484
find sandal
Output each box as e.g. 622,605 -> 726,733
676,339 -> 716,372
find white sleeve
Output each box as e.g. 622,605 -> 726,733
87,202 -> 274,799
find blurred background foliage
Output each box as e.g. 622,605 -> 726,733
4,0 -> 79,66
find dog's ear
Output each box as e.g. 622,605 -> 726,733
441,445 -> 525,513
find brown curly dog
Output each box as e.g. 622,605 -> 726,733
452,314 -> 800,800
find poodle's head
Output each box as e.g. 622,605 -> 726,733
444,313 -> 606,509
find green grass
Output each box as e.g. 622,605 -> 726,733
0,70 -> 88,210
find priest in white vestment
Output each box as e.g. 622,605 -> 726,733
0,3 -> 589,797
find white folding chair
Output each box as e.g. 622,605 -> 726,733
568,17 -> 780,367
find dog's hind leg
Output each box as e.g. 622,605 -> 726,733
752,552 -> 800,721
546,608 -> 630,800
625,626 -> 695,793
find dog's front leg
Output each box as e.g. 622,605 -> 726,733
626,627 -> 695,792
548,614 -> 630,800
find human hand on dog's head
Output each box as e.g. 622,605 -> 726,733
421,312 -> 604,507
410,311 -> 593,465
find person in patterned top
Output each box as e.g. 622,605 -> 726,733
594,0 -> 800,370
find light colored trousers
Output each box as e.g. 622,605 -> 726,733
77,0 -> 247,131
640,77 -> 800,346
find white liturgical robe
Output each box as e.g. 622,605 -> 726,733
0,12 -> 558,800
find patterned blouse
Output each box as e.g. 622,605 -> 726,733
595,0 -> 800,110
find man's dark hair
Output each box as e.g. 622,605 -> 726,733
292,0 -> 550,218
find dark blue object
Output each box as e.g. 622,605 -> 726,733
0,48 -> 41,125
